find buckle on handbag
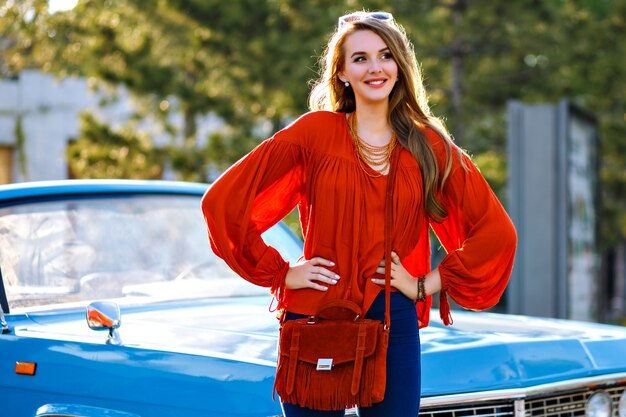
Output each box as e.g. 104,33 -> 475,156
316,358 -> 333,371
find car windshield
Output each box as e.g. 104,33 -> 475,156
0,194 -> 303,310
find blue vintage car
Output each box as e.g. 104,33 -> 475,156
1,180 -> 625,417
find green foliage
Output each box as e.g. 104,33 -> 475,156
1,0 -> 625,246
66,112 -> 163,179
13,114 -> 27,178
473,150 -> 507,204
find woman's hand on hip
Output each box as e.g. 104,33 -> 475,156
285,257 -> 340,291
371,251 -> 417,299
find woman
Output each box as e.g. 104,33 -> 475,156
202,11 -> 517,417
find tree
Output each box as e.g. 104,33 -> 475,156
1,0 -> 624,246
66,112 -> 164,179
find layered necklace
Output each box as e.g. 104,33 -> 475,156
348,112 -> 397,177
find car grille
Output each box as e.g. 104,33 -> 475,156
419,401 -> 514,417
418,382 -> 626,417
525,385 -> 625,417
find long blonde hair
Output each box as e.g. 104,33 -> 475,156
309,17 -> 464,222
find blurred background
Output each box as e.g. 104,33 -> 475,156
0,0 -> 624,324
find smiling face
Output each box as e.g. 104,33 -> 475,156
338,29 -> 398,110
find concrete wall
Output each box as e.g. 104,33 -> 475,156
0,70 -> 223,183
1,71 -> 101,181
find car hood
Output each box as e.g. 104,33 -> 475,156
16,296 -> 626,397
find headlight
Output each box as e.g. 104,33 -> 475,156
587,391 -> 612,417
619,388 -> 626,417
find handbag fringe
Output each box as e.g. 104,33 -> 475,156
275,350 -> 382,411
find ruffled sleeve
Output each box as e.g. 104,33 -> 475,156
430,137 -> 517,325
201,128 -> 305,306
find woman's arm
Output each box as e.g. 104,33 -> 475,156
201,135 -> 305,299
430,147 -> 517,324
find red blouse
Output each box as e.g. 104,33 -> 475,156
201,111 -> 517,327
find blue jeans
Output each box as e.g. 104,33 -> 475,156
281,292 -> 421,417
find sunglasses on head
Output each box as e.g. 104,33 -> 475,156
338,11 -> 394,28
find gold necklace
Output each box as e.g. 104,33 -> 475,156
348,112 -> 397,176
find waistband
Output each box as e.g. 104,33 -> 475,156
285,292 -> 416,322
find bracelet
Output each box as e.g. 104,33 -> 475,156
416,275 -> 426,303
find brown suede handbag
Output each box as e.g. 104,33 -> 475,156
273,149 -> 399,411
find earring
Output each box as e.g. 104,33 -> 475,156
344,81 -> 350,87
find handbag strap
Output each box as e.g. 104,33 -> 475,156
286,325 -> 301,395
351,322 -> 368,395
383,147 -> 400,330
316,299 -> 362,320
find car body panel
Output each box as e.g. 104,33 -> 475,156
420,312 -> 626,396
6,296 -> 626,403
3,309 -> 280,416
1,180 -> 626,416
0,179 -> 208,202
35,404 -> 141,417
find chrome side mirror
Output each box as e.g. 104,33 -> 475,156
86,301 -> 122,345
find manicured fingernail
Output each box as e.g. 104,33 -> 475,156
329,261 -> 335,266
335,274 -> 340,279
